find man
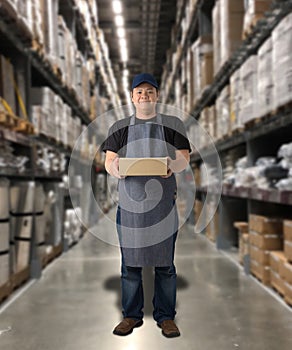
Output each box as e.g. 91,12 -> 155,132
103,73 -> 190,338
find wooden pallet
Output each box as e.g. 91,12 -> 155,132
11,266 -> 30,291
31,39 -> 45,59
0,112 -> 17,129
242,15 -> 263,40
0,280 -> 13,304
13,117 -> 35,135
251,270 -> 271,287
52,64 -> 63,82
41,243 -> 63,269
244,117 -> 265,129
284,295 -> 292,307
230,126 -> 245,136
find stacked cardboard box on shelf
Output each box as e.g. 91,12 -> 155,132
272,13 -> 292,110
216,85 -> 230,139
205,200 -> 219,243
208,105 -> 217,141
219,0 -> 244,68
239,55 -> 258,125
191,35 -> 213,105
212,1 -> 221,76
269,251 -> 286,297
249,214 -> 283,285
230,69 -> 243,132
257,37 -> 274,118
0,179 -> 10,286
234,222 -> 249,265
282,222 -> 292,305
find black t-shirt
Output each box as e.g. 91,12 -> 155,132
102,114 -> 191,158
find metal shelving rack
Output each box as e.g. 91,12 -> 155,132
0,0 -> 116,299
161,0 -> 292,282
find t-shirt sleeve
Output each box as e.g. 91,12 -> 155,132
102,124 -> 120,153
172,118 -> 191,152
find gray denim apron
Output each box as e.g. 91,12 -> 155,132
117,114 -> 178,267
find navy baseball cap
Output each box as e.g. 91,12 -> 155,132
131,73 -> 159,89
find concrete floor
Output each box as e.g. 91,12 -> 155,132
0,214 -> 292,350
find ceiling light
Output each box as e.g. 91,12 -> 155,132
115,15 -> 124,27
124,69 -> 129,76
120,47 -> 128,62
119,38 -> 127,48
117,27 -> 125,38
112,0 -> 122,14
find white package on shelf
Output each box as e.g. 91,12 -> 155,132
42,0 -> 59,64
220,0 -> 244,67
212,0 -> 221,76
272,13 -> 292,109
257,37 -> 274,118
0,253 -> 10,286
230,69 -> 243,131
239,55 -> 258,125
216,85 -> 230,139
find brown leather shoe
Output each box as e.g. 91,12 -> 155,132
158,320 -> 180,338
113,318 -> 143,336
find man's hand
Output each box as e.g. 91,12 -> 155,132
105,151 -> 124,179
161,157 -> 173,178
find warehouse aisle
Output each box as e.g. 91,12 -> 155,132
0,212 -> 292,350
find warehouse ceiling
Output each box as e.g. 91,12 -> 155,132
96,0 -> 177,103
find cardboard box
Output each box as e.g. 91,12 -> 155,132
119,157 -> 168,176
270,251 -> 287,273
201,52 -> 214,91
234,221 -> 249,233
249,214 -> 283,234
284,241 -> 292,263
249,231 -> 283,250
284,220 -> 292,241
250,245 -> 270,265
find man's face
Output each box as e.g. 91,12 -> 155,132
131,83 -> 159,116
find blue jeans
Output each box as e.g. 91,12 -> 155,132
121,262 -> 177,323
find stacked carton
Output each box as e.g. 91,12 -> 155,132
191,36 -> 213,105
230,69 -> 243,132
212,1 -> 221,76
208,105 -> 217,141
239,55 -> 258,125
249,214 -> 283,285
257,38 -> 274,118
216,85 -> 230,139
234,222 -> 249,265
283,221 -> 292,305
205,200 -> 219,243
269,251 -> 287,298
220,0 -> 245,68
272,13 -> 292,110
0,179 -> 10,286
